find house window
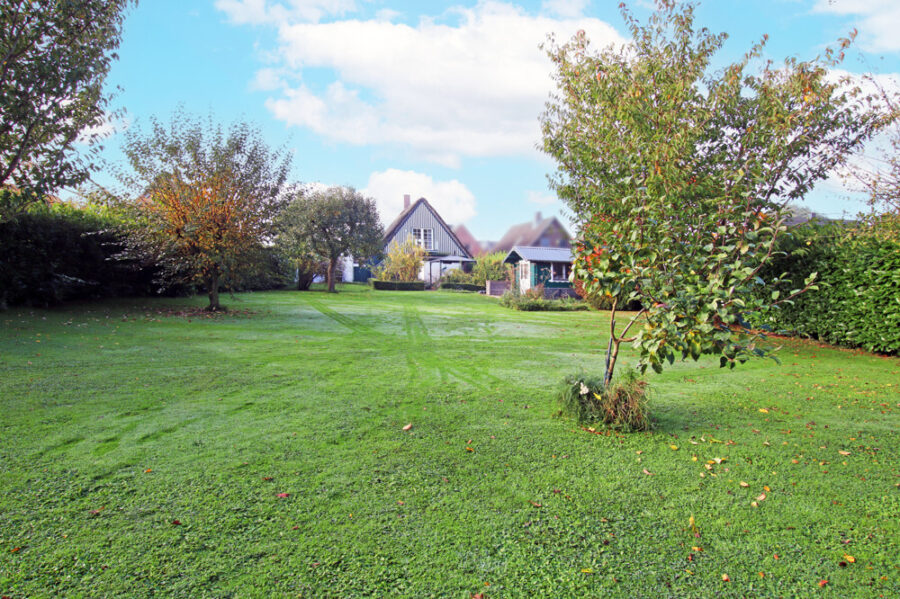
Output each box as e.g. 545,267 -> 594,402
551,262 -> 569,282
412,228 -> 433,250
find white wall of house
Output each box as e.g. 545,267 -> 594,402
341,255 -> 355,283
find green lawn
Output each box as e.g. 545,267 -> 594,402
1,286 -> 897,597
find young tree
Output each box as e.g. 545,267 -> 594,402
119,111 -> 292,310
279,187 -> 383,293
541,1 -> 889,386
0,0 -> 135,216
377,235 -> 426,282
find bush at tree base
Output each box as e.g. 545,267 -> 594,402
558,372 -> 650,432
754,224 -> 900,354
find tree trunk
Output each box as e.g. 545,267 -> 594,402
206,272 -> 221,311
327,256 -> 338,293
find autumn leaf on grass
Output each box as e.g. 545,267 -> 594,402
466,446 -> 475,452
642,468 -> 655,476
759,408 -> 769,414
669,445 -> 678,451
722,574 -> 730,582
277,492 -> 290,498
739,481 -> 750,488
843,554 -> 856,563
88,506 -> 105,516
838,450 -> 850,456
530,501 -> 542,508
402,423 -> 413,431
818,580 -> 828,587
689,514 -> 700,537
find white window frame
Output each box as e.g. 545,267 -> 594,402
551,262 -> 569,282
412,228 -> 434,251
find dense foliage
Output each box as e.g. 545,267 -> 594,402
117,112 -> 293,310
0,0 -> 135,215
370,280 -> 425,291
375,235 -> 426,283
0,200 -> 161,308
278,187 -> 382,293
541,1 -> 887,386
756,224 -> 900,354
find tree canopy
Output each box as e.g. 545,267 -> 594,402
0,0 -> 135,215
118,111 -> 293,310
277,187 -> 383,293
541,0 -> 890,385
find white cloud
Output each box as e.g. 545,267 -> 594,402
526,190 -> 558,205
215,0 -> 358,24
245,2 -> 625,166
813,0 -> 900,52
362,168 -> 477,225
541,0 -> 589,19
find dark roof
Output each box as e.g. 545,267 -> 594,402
503,246 -> 574,264
451,223 -> 484,256
494,215 -> 570,253
382,197 -> 473,259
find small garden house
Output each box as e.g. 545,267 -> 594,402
503,246 -> 575,298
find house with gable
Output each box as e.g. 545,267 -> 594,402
381,195 -> 474,286
493,211 -> 571,253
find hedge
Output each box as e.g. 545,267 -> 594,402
755,225 -> 900,354
439,282 -> 485,292
0,204 -> 162,308
369,280 -> 426,291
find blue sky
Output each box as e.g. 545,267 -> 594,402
91,0 -> 900,241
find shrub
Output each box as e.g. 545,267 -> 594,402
469,251 -> 509,286
439,282 -> 484,292
558,371 -> 650,432
370,280 -> 425,291
440,268 -> 474,286
375,235 -> 425,282
499,289 -> 588,311
754,224 -> 900,354
0,202 -> 169,308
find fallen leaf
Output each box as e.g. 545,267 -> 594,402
818,580 -> 828,587
773,553 -> 780,560
757,493 -> 767,502
758,571 -> 765,578
262,476 -> 273,481
751,501 -> 759,508
642,468 -> 655,476
144,468 -> 152,473
277,492 -> 290,498
838,450 -> 850,456
466,446 -> 474,452
763,485 -> 771,492
530,501 -> 542,508
581,568 -> 593,573
739,481 -> 749,488
171,519 -> 181,526
670,445 -> 679,451
722,574 -> 730,582
402,423 -> 413,431
843,554 -> 855,563
759,408 -> 769,414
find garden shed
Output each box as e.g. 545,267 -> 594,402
503,245 -> 575,298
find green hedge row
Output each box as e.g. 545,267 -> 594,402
439,282 -> 485,292
369,280 -> 426,291
0,204 -> 164,308
755,225 -> 899,354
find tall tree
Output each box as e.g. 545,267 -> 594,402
0,0 -> 135,216
541,1 -> 889,386
279,187 -> 383,293
119,111 -> 293,310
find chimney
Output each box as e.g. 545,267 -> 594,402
404,194 -> 411,210
535,211 -> 542,225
